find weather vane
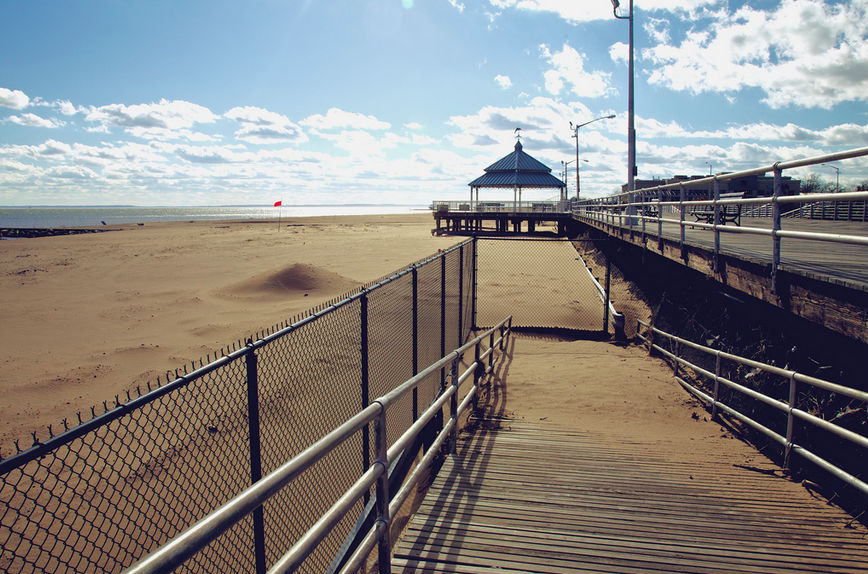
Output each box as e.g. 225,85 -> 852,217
514,127 -> 522,143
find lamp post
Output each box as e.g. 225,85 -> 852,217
570,115 -> 615,201
612,0 -> 635,225
705,161 -> 713,175
561,159 -> 576,201
821,163 -> 840,192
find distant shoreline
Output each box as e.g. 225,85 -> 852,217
0,204 -> 428,229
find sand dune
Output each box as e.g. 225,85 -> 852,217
222,262 -> 360,299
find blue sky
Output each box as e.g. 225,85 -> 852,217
1,0 -> 866,206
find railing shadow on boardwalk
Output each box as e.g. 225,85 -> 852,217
394,334 -> 515,567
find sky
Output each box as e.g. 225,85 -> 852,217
0,0 -> 866,206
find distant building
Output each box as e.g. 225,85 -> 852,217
623,174 -> 800,199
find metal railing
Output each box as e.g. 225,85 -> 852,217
431,200 -> 571,214
638,319 -> 868,498
574,248 -> 624,339
574,147 -> 868,280
122,317 -> 513,574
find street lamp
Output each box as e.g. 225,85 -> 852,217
570,114 -> 615,201
611,0 -> 635,224
821,163 -> 840,192
705,161 -> 713,175
561,159 -> 576,200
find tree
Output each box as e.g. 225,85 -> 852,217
801,173 -> 835,194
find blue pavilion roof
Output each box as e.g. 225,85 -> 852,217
469,141 -> 565,189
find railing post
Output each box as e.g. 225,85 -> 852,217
473,340 -> 483,411
711,350 -> 721,421
673,339 -> 680,379
449,358 -> 460,454
603,248 -> 611,335
657,193 -> 663,252
712,178 -> 721,273
640,191 -> 647,245
679,184 -> 686,260
488,330 -> 495,374
784,373 -> 796,469
411,267 -> 419,421
374,410 -> 392,574
361,292 -> 371,501
244,341 -> 267,574
772,165 -> 782,293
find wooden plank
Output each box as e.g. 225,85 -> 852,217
392,419 -> 868,574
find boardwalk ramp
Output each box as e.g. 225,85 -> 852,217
393,419 -> 867,573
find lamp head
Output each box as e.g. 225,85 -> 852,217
611,0 -> 620,9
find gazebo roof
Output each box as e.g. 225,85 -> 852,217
468,141 -> 566,189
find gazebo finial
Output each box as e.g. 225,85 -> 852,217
514,127 -> 522,144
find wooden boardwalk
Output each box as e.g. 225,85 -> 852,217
393,419 -> 868,574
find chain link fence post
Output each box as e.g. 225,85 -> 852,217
437,254 -> 446,434
411,267 -> 419,422
244,339 -> 267,574
360,291 -> 371,505
471,237 -> 478,330
458,244 -> 464,344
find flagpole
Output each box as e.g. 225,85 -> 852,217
275,200 -> 282,231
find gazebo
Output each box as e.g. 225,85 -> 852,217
468,140 -> 567,209
431,137 -> 574,235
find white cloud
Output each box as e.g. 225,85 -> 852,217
494,74 -> 512,89
486,0 -> 718,25
447,96 -> 612,156
224,106 -> 306,144
6,113 -> 64,129
404,122 -> 424,130
301,107 -> 390,132
643,0 -> 868,109
487,1 -> 613,24
175,144 -> 255,164
56,100 -> 78,115
644,17 -> 671,44
540,43 -> 615,98
0,87 -> 30,109
636,117 -> 868,147
447,0 -> 465,13
84,99 -> 218,137
608,42 -> 628,65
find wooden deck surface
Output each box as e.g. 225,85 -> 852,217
393,419 -> 868,574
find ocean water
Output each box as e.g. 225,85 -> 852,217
0,204 -> 426,229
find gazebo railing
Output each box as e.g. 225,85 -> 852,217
430,200 -> 571,214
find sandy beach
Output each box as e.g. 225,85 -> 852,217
0,213 -> 459,455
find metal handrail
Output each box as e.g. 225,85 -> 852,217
637,319 -> 868,497
573,146 -> 868,280
574,251 -> 625,338
122,315 -> 513,574
586,147 -> 868,199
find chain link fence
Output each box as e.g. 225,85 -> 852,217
0,239 -> 476,574
1,236 -> 608,573
474,238 -> 609,335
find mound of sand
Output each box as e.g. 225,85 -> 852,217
222,263 -> 360,299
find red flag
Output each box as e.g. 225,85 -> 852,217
273,200 -> 282,207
